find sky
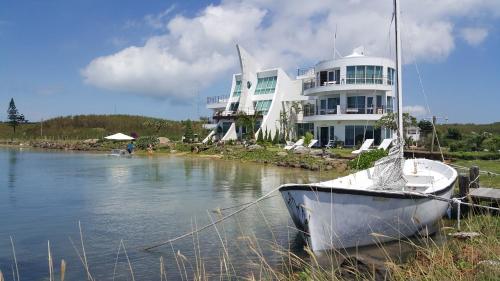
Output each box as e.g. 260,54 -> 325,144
0,0 -> 499,124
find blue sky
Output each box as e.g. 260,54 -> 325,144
1,0 -> 499,124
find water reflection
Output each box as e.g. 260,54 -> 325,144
8,149 -> 18,205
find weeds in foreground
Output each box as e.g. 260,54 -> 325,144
1,214 -> 499,280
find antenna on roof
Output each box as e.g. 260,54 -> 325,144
333,25 -> 343,59
333,25 -> 337,60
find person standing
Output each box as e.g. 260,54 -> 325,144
127,142 -> 134,154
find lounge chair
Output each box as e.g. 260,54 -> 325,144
308,139 -> 318,148
284,139 -> 304,150
377,138 -> 393,150
352,139 -> 374,155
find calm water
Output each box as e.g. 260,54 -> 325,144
0,147 -> 329,280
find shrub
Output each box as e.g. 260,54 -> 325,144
257,129 -> 264,144
272,130 -> 279,145
135,136 -> 159,150
349,149 -> 388,169
303,132 -> 314,147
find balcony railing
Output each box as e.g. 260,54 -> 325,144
304,105 -> 391,117
303,75 -> 394,90
207,95 -> 229,105
213,109 -> 263,119
297,67 -> 315,77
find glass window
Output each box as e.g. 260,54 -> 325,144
345,126 -> 354,146
329,126 -> 335,140
355,66 -> 365,84
366,66 -> 374,84
375,66 -> 383,84
346,66 -> 355,84
229,102 -> 239,112
255,100 -> 272,114
328,71 -> 334,82
387,68 -> 395,85
320,100 -> 327,115
233,80 -> 242,97
387,96 -> 394,113
255,76 -> 277,95
327,97 -> 339,111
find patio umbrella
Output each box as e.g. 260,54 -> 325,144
104,133 -> 135,140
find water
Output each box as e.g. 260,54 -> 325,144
0,148 -> 327,280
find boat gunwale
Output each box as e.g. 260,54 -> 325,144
279,179 -> 456,199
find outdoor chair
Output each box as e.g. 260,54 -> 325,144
352,139 -> 374,155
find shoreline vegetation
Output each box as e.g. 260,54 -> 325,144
1,115 -> 499,280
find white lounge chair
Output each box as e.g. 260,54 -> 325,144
308,139 -> 318,148
377,138 -> 393,150
284,139 -> 304,150
352,139 -> 374,155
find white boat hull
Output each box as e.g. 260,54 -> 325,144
280,159 -> 457,252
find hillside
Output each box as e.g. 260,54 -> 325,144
0,114 -> 207,141
436,122 -> 500,135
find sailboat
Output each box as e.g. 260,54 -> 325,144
279,0 -> 457,252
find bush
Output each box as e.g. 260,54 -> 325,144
135,136 -> 159,150
303,132 -> 314,147
349,149 -> 388,169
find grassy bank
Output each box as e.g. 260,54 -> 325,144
0,114 -> 207,141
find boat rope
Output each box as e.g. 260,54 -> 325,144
143,186 -> 282,251
212,194 -> 279,212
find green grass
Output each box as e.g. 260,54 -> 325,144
452,159 -> 500,188
0,114 -> 207,141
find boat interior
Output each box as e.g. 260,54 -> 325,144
317,158 -> 457,193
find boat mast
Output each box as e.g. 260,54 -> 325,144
394,0 -> 404,151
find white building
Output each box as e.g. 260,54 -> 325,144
295,51 -> 396,147
203,45 -> 302,143
203,47 -> 396,147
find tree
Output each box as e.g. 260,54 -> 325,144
184,119 -> 194,143
235,111 -> 258,139
257,129 -> 264,144
7,98 -> 25,134
267,129 -> 272,143
446,128 -> 462,140
272,129 -> 279,144
375,112 -> 417,138
418,120 -> 433,137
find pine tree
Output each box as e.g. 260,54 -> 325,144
257,129 -> 264,144
272,129 -> 279,144
267,129 -> 272,143
7,98 -> 24,134
264,128 -> 268,142
184,119 -> 194,143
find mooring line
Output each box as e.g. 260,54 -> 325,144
143,186 -> 283,251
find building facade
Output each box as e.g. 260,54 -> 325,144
204,47 -> 395,147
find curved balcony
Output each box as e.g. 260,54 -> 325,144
303,76 -> 393,96
302,106 -> 389,122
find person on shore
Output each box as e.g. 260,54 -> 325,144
147,143 -> 153,155
127,142 -> 134,154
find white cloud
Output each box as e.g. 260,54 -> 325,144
82,0 -> 500,100
460,27 -> 489,46
403,105 -> 428,117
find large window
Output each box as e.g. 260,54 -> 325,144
346,66 -> 355,84
233,80 -> 242,97
345,125 -> 376,146
347,65 -> 383,84
387,68 -> 395,85
254,76 -> 277,95
229,102 -> 239,112
254,100 -> 272,114
386,96 -> 394,113
297,123 -> 314,138
347,96 -> 366,114
327,97 -> 340,113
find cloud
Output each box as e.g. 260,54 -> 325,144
403,105 -> 428,117
460,27 -> 489,46
82,0 -> 500,100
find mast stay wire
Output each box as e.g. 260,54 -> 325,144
399,11 -> 445,162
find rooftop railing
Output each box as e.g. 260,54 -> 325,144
207,95 -> 229,105
297,67 -> 315,77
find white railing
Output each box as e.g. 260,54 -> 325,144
303,75 -> 395,90
207,95 -> 229,105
